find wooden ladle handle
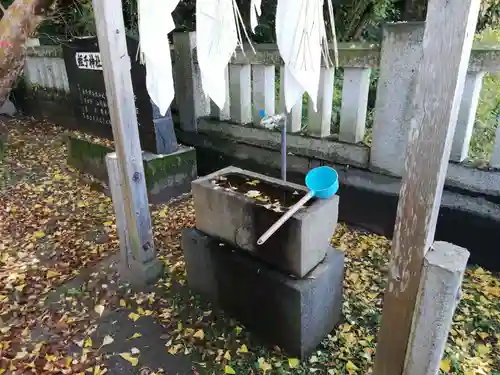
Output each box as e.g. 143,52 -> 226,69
257,191 -> 314,245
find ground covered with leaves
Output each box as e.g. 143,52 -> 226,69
0,117 -> 498,375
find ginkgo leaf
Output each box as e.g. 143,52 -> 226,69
224,351 -> 231,360
288,358 -> 299,368
93,365 -> 107,375
476,344 -> 490,356
103,221 -> 113,226
193,329 -> 205,340
101,335 -> 114,347
224,365 -> 236,374
258,358 -> 272,372
84,337 -> 93,348
128,312 -> 140,321
94,304 -> 105,316
64,357 -> 72,368
346,360 -> 358,372
34,231 -> 45,238
119,299 -> 127,307
440,359 -> 451,373
238,344 -> 248,353
15,284 -> 25,292
119,353 -> 139,367
245,190 -> 261,198
128,333 -> 142,340
46,270 -> 59,278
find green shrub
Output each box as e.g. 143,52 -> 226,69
469,27 -> 500,164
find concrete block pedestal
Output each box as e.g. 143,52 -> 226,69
182,228 -> 344,358
192,166 -> 339,278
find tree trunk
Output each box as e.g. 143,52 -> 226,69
0,0 -> 54,108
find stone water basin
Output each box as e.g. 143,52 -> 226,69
192,166 -> 339,277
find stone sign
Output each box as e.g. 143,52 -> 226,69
63,36 -> 178,154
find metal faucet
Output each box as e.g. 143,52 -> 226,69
260,111 -> 287,181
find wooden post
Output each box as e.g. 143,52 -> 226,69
373,0 -> 480,374
92,0 -> 163,284
404,242 -> 469,375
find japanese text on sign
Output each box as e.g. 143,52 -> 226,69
75,52 -> 103,71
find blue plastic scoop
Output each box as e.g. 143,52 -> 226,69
257,166 -> 339,245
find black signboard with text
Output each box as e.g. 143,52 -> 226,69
63,36 -> 170,153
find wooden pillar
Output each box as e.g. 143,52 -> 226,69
373,0 -> 480,374
92,0 -> 163,284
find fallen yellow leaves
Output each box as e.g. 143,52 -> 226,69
128,312 -> 140,321
193,329 -> 205,340
0,120 -> 498,375
101,335 -> 114,347
46,269 -> 60,279
288,358 -> 299,368
440,359 -> 451,372
119,352 -> 139,367
258,357 -> 272,373
94,304 -> 105,316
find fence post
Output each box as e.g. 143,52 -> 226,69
280,66 -> 303,133
490,116 -> 500,168
308,67 -> 334,138
230,64 -> 252,124
373,0 -> 480,373
93,0 -> 163,285
339,67 -> 371,143
370,22 -> 425,176
172,32 -> 210,132
252,65 -> 276,126
404,241 -> 469,375
210,65 -> 231,121
450,71 -> 485,162
106,152 -> 132,268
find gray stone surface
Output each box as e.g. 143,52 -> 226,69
94,309 -> 193,375
143,147 -> 197,204
404,242 -> 469,375
198,118 -> 370,168
370,22 -> 424,177
182,228 -> 344,358
192,166 -> 339,277
0,99 -> 16,116
151,101 -> 179,155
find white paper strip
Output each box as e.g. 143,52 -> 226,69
138,0 -> 179,116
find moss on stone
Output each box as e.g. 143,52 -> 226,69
28,86 -> 70,101
68,135 -> 113,162
144,148 -> 196,187
66,136 -> 196,192
0,137 -> 6,161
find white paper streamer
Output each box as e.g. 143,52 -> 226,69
276,0 -> 337,113
196,0 -> 252,111
138,0 -> 179,116
251,0 -> 263,32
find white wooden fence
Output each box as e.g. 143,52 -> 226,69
23,22 -> 500,196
